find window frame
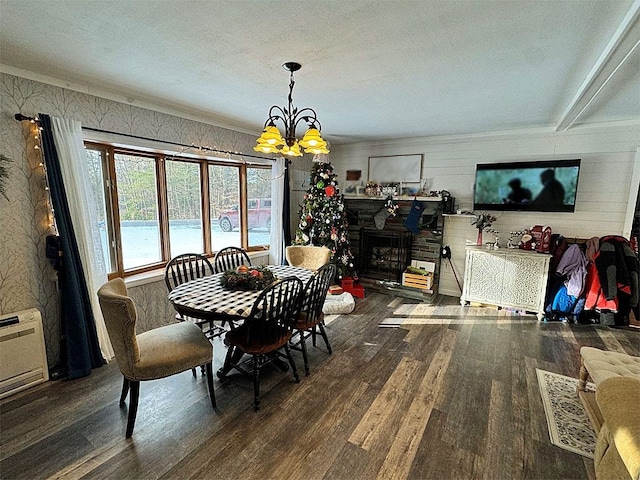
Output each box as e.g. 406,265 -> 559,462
85,142 -> 272,279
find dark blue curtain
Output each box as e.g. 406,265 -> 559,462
39,114 -> 105,379
282,161 -> 292,262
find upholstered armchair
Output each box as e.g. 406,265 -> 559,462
97,278 -> 216,438
285,245 -> 331,271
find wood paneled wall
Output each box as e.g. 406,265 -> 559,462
329,124 -> 640,296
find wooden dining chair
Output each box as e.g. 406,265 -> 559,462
222,277 -> 304,411
290,263 -> 337,375
213,246 -> 252,273
98,278 -> 215,438
165,253 -> 213,293
165,253 -> 229,344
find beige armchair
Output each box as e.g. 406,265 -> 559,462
595,376 -> 640,480
285,245 -> 332,271
97,278 -> 216,438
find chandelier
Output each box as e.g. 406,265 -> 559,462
254,62 -> 329,157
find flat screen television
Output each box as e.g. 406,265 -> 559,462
473,159 -> 581,212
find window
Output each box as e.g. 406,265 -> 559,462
209,164 -> 240,250
115,153 -> 162,270
247,166 -> 273,248
84,143 -> 272,277
85,147 -> 114,272
166,160 -> 203,256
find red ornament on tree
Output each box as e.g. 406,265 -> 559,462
324,185 -> 335,197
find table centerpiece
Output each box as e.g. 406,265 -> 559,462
220,265 -> 276,291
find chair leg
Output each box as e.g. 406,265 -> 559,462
192,367 -> 197,377
252,355 -> 261,412
125,380 -> 140,438
284,343 -> 300,383
577,358 -> 589,392
318,323 -> 332,354
299,330 -> 310,376
205,362 -> 216,409
120,377 -> 130,406
220,344 -> 236,378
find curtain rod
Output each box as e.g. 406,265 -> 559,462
14,113 -> 273,162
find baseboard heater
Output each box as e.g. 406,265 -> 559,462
0,308 -> 49,399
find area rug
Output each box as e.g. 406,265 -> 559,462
536,368 -> 597,458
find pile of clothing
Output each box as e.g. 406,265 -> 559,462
545,235 -> 639,325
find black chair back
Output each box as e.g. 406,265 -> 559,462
165,253 -> 213,292
244,277 -> 303,344
301,263 -> 337,324
213,246 -> 251,273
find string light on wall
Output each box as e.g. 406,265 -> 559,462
254,62 -> 330,158
34,122 -> 57,233
16,114 -> 57,234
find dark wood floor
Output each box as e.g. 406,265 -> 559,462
2,292 -> 639,480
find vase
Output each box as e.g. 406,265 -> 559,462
476,230 -> 483,246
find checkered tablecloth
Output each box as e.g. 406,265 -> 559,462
167,265 -> 313,319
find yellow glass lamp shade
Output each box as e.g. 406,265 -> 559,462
253,142 -> 281,154
280,142 -> 303,157
299,128 -> 323,148
300,128 -> 330,154
305,142 -> 330,155
256,125 -> 285,146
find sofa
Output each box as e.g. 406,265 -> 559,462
594,376 -> 640,480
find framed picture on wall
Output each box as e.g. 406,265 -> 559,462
343,181 -> 358,194
368,154 -> 422,184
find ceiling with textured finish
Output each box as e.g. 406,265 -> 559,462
1,0 -> 638,145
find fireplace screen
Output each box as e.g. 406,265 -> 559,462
361,229 -> 412,283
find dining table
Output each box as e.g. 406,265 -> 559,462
167,264 -> 314,378
167,264 -> 313,320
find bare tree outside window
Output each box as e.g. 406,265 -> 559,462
247,166 -> 272,248
166,160 -> 203,256
115,154 -> 161,269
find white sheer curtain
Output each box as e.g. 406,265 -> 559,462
51,117 -> 114,361
269,157 -> 286,265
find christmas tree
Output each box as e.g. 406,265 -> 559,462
294,162 -> 358,281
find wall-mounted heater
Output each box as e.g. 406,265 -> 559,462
0,308 -> 49,399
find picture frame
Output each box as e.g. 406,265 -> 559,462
343,181 -> 358,194
401,184 -> 421,196
368,154 -> 422,184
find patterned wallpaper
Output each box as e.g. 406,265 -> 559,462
0,73 -> 261,368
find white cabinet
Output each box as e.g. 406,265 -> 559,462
460,246 -> 550,320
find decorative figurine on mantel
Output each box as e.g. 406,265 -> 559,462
485,228 -> 500,249
508,229 -> 529,249
365,181 -> 382,197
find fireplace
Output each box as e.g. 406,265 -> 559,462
344,196 -> 444,300
360,229 -> 412,283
